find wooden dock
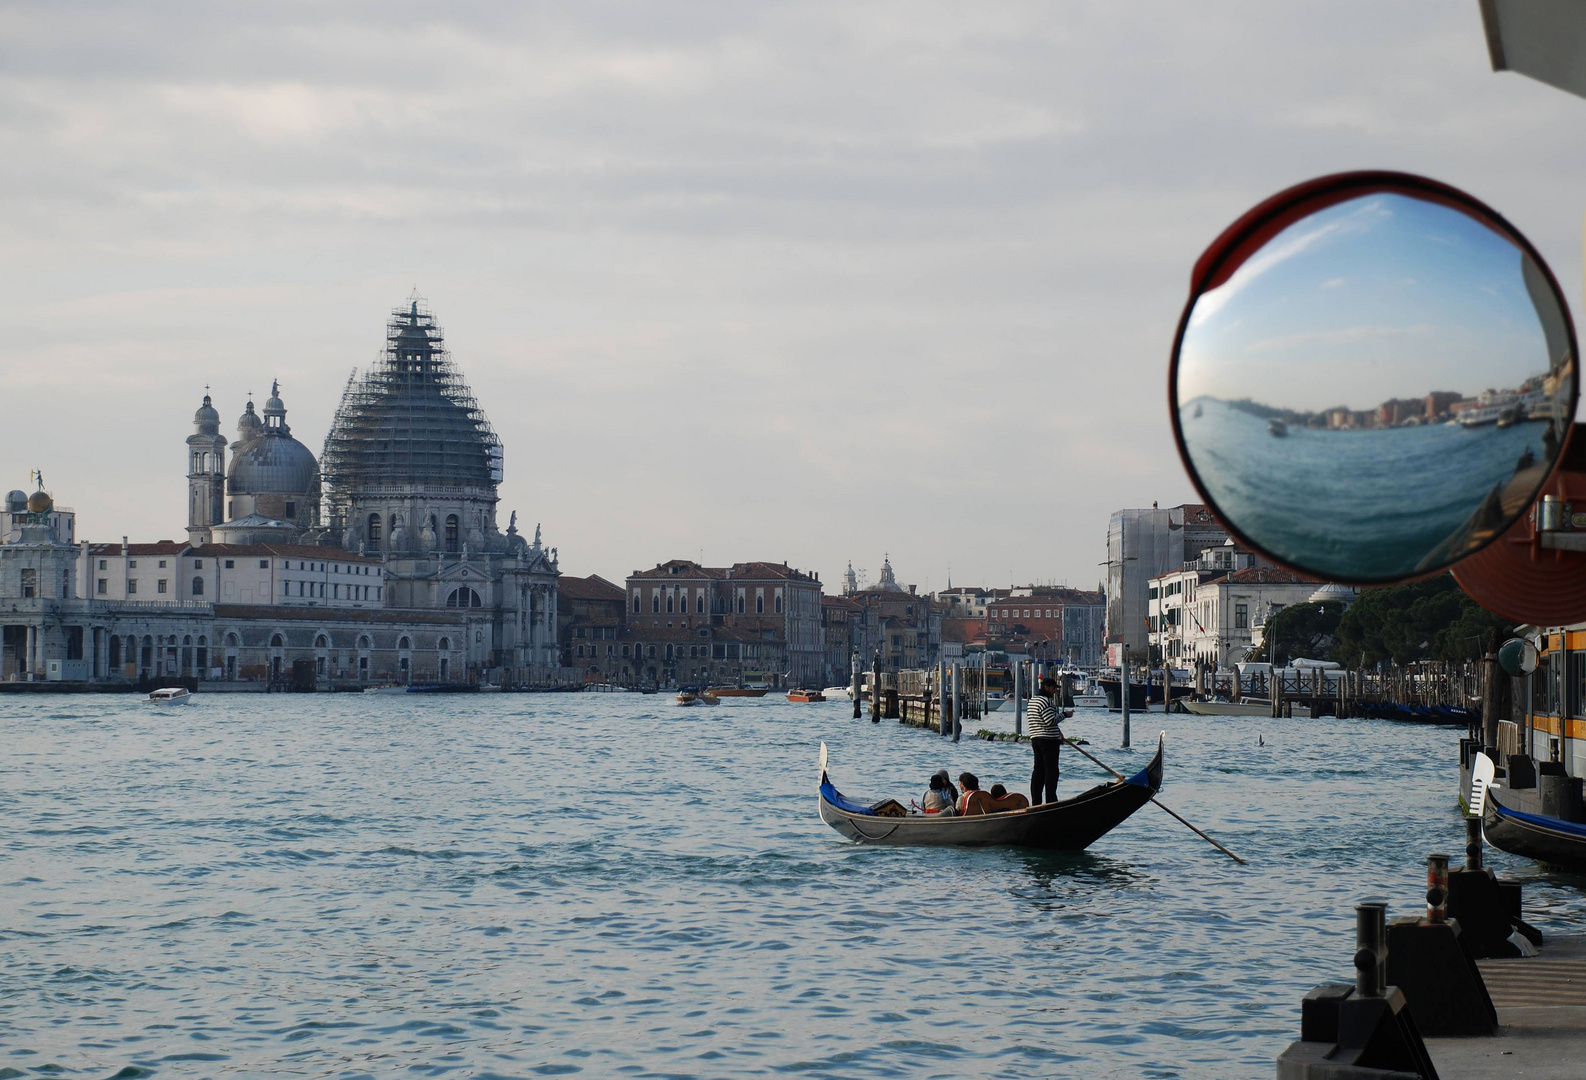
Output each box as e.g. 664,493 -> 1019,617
1428,935 -> 1586,1079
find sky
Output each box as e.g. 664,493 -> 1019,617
1178,193 -> 1557,413
4,1 -> 1586,594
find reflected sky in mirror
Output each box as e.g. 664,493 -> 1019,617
1178,193 -> 1575,581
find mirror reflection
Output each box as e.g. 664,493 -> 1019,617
1176,191 -> 1576,581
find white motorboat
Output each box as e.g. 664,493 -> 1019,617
362,684 -> 408,695
1181,699 -> 1311,718
822,686 -> 854,700
147,687 -> 192,706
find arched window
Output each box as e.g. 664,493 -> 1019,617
652,594 -> 660,613
315,635 -> 328,648
774,594 -> 783,613
438,637 -> 450,651
225,632 -> 239,647
755,595 -> 764,614
696,594 -> 704,614
666,593 -> 674,613
270,634 -> 284,647
109,637 -> 121,666
445,587 -> 482,608
445,514 -> 460,552
358,635 -> 371,650
192,576 -> 205,596
737,595 -> 745,613
633,594 -> 641,614
398,637 -> 411,650
198,635 -> 207,647
367,513 -> 382,550
183,635 -> 192,646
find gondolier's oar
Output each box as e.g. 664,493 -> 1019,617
1061,734 -> 1247,866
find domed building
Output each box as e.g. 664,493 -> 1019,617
203,383 -> 322,546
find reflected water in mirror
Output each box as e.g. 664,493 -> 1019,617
1177,191 -> 1576,581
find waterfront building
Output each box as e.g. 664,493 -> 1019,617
3,487 -> 76,546
559,574 -> 626,680
936,586 -> 1004,620
986,586 -> 1106,666
1147,555 -> 1321,669
1105,503 -> 1229,663
624,558 -> 824,686
821,595 -> 858,685
2,296 -> 570,689
843,556 -> 941,672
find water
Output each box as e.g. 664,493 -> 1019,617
1180,398 -> 1549,579
5,694 -> 1586,1080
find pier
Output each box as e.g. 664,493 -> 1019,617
1427,938 -> 1586,1079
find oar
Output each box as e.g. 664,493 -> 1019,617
1061,733 -> 1247,866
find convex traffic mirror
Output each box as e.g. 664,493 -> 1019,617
1171,171 -> 1578,583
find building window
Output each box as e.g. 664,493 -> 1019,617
158,560 -> 167,569
129,560 -> 137,569
1235,604 -> 1248,629
666,593 -> 674,613
98,559 -> 107,570
259,560 -> 268,569
192,577 -> 204,596
445,587 -> 483,608
775,594 -> 783,614
755,595 -> 764,614
368,513 -> 382,550
697,594 -> 704,614
648,645 -> 656,658
445,515 -> 459,552
652,594 -> 660,613
97,578 -> 107,595
284,580 -> 291,596
285,501 -> 296,519
633,594 -> 641,613
127,579 -> 137,595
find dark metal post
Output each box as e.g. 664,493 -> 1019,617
1426,854 -> 1449,923
1353,902 -> 1387,998
1464,815 -> 1483,871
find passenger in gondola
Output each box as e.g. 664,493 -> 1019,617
956,772 -> 995,815
930,768 -> 958,804
988,783 -> 1030,812
920,773 -> 957,814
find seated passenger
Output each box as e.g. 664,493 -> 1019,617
956,772 -> 995,816
921,773 -> 956,814
988,783 -> 1030,812
932,768 -> 959,804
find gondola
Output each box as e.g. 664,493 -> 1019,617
1482,784 -> 1586,871
816,735 -> 1164,850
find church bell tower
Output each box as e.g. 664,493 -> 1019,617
187,393 -> 227,545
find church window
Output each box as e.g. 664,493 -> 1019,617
192,577 -> 204,596
446,587 -> 482,608
445,515 -> 459,552
368,514 -> 382,550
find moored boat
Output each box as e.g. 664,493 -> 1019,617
817,736 -> 1163,850
1181,699 -> 1275,716
787,688 -> 825,702
147,687 -> 192,706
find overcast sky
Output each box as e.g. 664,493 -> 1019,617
4,1 -> 1584,594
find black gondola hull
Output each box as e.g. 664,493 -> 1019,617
818,737 -> 1164,850
1483,786 -> 1586,870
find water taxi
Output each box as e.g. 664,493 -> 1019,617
786,689 -> 825,702
147,687 -> 192,706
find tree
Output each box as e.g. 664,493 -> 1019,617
1247,602 -> 1342,666
1333,573 -> 1512,668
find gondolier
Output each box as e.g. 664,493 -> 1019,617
1026,677 -> 1072,805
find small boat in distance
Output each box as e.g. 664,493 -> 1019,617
787,688 -> 825,702
147,687 -> 192,706
708,686 -> 769,698
362,684 -> 408,695
1268,418 -> 1288,437
817,737 -> 1163,850
676,687 -> 720,706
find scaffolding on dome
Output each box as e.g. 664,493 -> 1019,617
320,295 -> 503,535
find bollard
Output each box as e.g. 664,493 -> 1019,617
1426,855 -> 1449,924
1353,902 -> 1386,998
1464,816 -> 1482,871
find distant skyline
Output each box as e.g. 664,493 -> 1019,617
4,3 -> 1585,590
1179,194 -> 1557,414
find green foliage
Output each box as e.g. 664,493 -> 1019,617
1332,574 -> 1511,668
1249,601 -> 1342,666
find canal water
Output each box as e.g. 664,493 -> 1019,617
4,694 -> 1585,1079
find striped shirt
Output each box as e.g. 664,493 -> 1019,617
1025,694 -> 1062,739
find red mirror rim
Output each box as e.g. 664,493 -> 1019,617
1168,169 -> 1581,587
